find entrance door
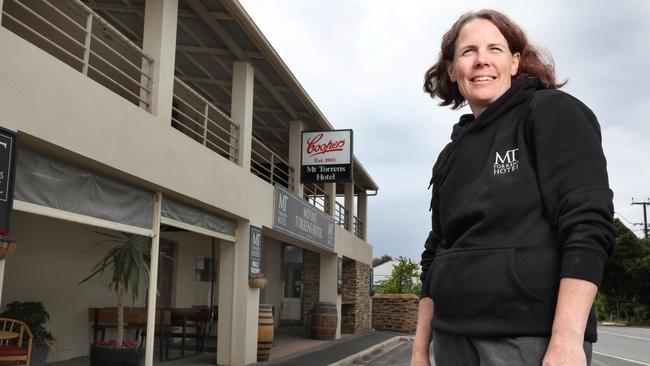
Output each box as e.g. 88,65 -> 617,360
157,240 -> 176,308
280,245 -> 303,325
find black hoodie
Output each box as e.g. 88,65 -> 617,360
420,77 -> 615,342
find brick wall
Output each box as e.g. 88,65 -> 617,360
371,294 -> 419,334
302,250 -> 320,326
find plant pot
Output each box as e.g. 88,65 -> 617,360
90,345 -> 144,366
0,242 -> 16,260
30,341 -> 50,366
249,277 -> 268,289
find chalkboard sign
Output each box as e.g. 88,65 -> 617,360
0,128 -> 17,241
249,225 -> 263,277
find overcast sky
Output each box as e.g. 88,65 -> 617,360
239,0 -> 650,261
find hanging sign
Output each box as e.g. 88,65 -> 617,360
274,185 -> 335,251
249,225 -> 263,277
301,129 -> 353,183
0,128 -> 17,241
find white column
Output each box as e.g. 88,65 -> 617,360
358,190 -> 367,240
319,253 -> 342,339
288,120 -> 304,196
144,192 -> 163,366
344,182 -> 355,231
231,61 -> 254,170
324,183 -> 336,216
217,222 -> 259,365
0,260 -> 5,303
141,0 -> 178,120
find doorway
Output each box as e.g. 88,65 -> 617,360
280,244 -> 303,325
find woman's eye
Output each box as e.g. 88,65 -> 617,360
461,49 -> 475,56
490,47 -> 503,52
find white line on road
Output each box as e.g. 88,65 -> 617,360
593,351 -> 650,366
599,331 -> 650,342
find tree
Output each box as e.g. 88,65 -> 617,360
79,232 -> 155,348
600,219 -> 650,322
374,256 -> 421,295
372,254 -> 393,267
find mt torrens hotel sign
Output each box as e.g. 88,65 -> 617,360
301,130 -> 353,183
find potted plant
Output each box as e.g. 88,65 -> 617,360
0,301 -> 55,366
249,272 -> 268,289
79,231 -> 159,366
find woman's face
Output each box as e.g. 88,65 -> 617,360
447,19 -> 520,116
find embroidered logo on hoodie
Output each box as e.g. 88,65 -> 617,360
494,148 -> 519,175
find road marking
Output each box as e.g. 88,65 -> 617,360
593,351 -> 650,366
599,330 -> 650,341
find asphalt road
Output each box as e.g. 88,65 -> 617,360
365,326 -> 650,366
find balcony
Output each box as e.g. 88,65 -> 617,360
1,0 -> 153,111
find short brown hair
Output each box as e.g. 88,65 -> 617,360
424,9 -> 565,109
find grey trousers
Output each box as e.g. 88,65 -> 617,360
432,329 -> 593,366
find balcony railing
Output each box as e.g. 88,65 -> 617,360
303,183 -> 329,213
353,215 -> 363,239
251,137 -> 294,190
334,201 -> 348,228
172,77 -> 239,163
1,0 -> 153,110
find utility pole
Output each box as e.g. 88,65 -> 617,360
631,198 -> 649,239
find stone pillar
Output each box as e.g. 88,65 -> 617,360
302,250 -> 320,326
344,182 -> 355,231
319,252 -> 341,339
231,61 -> 254,170
217,223 -> 259,365
141,0 -> 178,120
358,190 -> 367,240
324,183 -> 336,217
288,120 -> 304,195
340,259 -> 371,333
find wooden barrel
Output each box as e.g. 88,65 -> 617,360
257,304 -> 274,362
312,302 -> 337,340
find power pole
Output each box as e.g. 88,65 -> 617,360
632,198 -> 649,239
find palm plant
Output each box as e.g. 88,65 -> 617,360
79,231 -> 152,348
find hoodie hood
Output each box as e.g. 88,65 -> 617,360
451,76 -> 541,142
429,76 -> 542,206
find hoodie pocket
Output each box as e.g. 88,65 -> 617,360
429,247 -> 543,320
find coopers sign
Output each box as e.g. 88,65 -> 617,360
0,127 -> 17,240
301,130 -> 353,183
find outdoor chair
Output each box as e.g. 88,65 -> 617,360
0,317 -> 33,366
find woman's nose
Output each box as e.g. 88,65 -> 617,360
474,50 -> 489,67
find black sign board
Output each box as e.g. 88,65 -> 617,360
301,130 -> 353,183
0,128 -> 17,241
249,225 -> 263,277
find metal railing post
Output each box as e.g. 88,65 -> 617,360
82,12 -> 93,75
202,103 -> 209,146
270,153 -> 275,184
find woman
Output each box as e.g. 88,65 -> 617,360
411,10 -> 615,366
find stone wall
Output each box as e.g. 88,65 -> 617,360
371,294 -> 418,334
341,258 -> 371,333
302,250 -> 320,326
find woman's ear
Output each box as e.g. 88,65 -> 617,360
447,62 -> 456,82
511,52 -> 521,76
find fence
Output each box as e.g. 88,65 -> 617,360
1,0 -> 153,110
